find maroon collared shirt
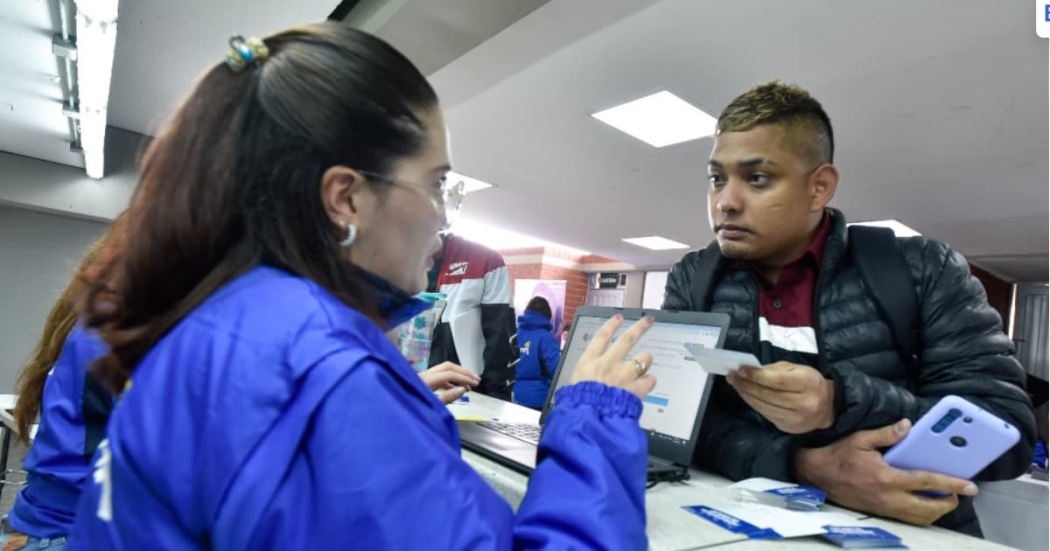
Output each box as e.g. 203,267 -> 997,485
756,213 -> 831,329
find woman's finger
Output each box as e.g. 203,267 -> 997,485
578,315 -> 625,364
604,316 -> 654,364
430,362 -> 479,380
632,352 -> 654,375
439,385 -> 467,405
625,374 -> 658,400
421,370 -> 479,390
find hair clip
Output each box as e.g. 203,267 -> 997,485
225,35 -> 269,72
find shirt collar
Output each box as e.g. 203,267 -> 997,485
801,210 -> 832,267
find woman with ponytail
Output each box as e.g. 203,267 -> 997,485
71,24 -> 656,550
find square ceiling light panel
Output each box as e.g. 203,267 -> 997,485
592,91 -> 717,148
847,219 -> 921,237
622,236 -> 690,250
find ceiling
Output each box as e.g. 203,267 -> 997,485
0,0 -> 1046,282
431,0 -> 1049,280
0,0 -> 83,168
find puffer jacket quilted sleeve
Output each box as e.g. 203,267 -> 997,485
828,238 -> 1035,481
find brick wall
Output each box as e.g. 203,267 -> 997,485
538,264 -> 589,326
506,263 -> 541,282
499,246 -> 634,330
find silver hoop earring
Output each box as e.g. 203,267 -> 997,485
339,223 -> 357,248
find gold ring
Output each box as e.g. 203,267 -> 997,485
632,358 -> 646,377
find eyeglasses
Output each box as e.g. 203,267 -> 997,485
357,170 -> 466,230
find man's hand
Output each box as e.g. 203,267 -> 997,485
726,362 -> 836,434
421,362 -> 481,404
796,419 -> 979,526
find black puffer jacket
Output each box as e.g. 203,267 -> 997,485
663,209 -> 1035,535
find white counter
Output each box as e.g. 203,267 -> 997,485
456,393 -> 1016,550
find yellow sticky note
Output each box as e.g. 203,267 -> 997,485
454,416 -> 488,422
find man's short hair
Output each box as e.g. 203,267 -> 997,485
717,81 -> 834,168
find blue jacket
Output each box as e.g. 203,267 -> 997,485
514,311 -> 561,408
70,265 -> 648,550
10,327 -> 111,537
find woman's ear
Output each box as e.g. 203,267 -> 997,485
320,166 -> 369,228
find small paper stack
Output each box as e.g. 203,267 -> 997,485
731,477 -> 827,511
820,526 -> 906,548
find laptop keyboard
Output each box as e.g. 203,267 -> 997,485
478,421 -> 541,445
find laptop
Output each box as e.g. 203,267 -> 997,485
458,306 -> 730,480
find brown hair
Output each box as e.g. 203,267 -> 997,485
13,230 -> 111,443
526,296 -> 552,320
79,23 -> 438,392
717,81 -> 835,167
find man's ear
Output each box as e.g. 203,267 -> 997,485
320,165 -> 369,228
809,163 -> 839,212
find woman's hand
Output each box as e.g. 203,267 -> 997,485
570,315 -> 657,399
421,362 -> 481,404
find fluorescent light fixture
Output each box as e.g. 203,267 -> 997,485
79,109 -> 106,178
449,218 -> 589,255
592,91 -> 717,148
622,236 -> 690,251
847,219 -> 922,237
448,171 -> 494,194
75,0 -> 120,179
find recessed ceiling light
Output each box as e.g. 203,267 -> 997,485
592,91 -> 717,148
622,236 -> 690,251
847,219 -> 922,237
448,171 -> 495,194
450,218 -> 589,254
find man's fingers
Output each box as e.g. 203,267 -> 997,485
732,388 -> 799,429
896,470 -> 979,497
896,492 -> 960,526
857,419 -> 911,449
738,366 -> 806,392
729,376 -> 803,412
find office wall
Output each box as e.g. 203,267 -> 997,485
0,205 -> 107,391
0,127 -> 142,221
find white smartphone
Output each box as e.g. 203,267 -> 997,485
683,344 -> 761,376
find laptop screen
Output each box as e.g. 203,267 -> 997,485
551,315 -> 722,445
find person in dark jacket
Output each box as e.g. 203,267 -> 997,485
663,81 -> 1035,536
514,296 -> 561,409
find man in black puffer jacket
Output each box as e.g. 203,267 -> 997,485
664,82 -> 1035,536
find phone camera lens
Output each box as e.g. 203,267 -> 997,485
964,417 -> 973,423
950,436 -> 968,447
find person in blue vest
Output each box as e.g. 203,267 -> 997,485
514,296 -> 561,409
1,233 -> 114,551
68,24 -> 657,550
